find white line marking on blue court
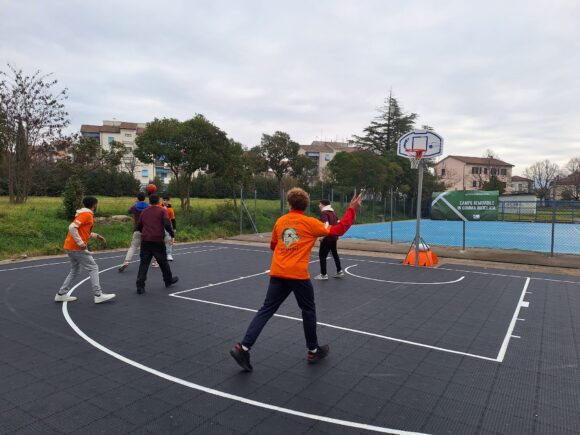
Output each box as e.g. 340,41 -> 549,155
496,277 -> 531,362
344,264 -> 465,285
62,273 -> 429,434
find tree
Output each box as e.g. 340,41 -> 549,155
256,131 -> 301,213
524,160 -> 560,200
135,115 -> 231,211
62,174 -> 84,220
0,65 -> 69,203
290,154 -> 317,188
352,92 -> 417,155
559,157 -> 580,200
482,175 -> 506,194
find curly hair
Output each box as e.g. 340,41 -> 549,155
287,187 -> 310,211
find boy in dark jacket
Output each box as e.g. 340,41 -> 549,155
135,194 -> 179,294
314,199 -> 343,280
118,192 -> 149,272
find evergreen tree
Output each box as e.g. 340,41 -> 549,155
62,174 -> 84,220
352,92 -> 417,155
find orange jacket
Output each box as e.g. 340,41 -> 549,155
269,208 -> 356,280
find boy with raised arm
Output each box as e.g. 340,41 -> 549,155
230,188 -> 363,372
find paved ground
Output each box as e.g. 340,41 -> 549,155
1,241 -> 580,434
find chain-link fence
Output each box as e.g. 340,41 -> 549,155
238,188 -> 580,257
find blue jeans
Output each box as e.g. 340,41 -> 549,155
242,277 -> 318,350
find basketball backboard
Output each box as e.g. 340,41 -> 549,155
397,130 -> 443,159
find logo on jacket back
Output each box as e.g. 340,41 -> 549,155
282,228 -> 300,247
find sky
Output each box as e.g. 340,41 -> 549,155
1,0 -> 579,175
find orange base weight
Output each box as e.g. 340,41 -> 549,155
403,249 -> 439,267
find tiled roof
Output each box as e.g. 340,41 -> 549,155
511,176 -> 532,182
554,172 -> 580,185
80,122 -> 143,134
300,141 -> 358,153
441,155 -> 514,167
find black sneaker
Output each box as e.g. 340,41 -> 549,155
230,343 -> 253,372
165,276 -> 179,288
137,287 -> 145,295
307,344 -> 330,364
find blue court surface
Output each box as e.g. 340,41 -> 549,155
343,220 -> 580,254
2,241 -> 580,434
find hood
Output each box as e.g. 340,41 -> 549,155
75,208 -> 94,217
135,201 -> 149,212
321,205 -> 334,212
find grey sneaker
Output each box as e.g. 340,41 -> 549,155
94,293 -> 116,304
313,274 -> 328,280
334,271 -> 345,278
54,293 -> 77,302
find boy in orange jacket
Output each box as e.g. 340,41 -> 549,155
54,197 -> 116,304
230,188 -> 363,372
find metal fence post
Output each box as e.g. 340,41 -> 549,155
239,187 -> 243,235
254,189 -> 257,227
390,188 -> 394,244
550,200 -> 556,256
462,220 -> 466,251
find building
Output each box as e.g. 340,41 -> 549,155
298,141 -> 359,182
80,120 -> 171,186
553,172 -> 580,200
434,155 -> 515,191
509,176 -> 534,194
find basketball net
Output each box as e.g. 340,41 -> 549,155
407,149 -> 424,169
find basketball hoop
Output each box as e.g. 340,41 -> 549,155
407,149 -> 424,169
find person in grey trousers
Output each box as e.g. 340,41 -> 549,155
54,197 -> 116,304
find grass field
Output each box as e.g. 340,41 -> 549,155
0,196 -> 402,261
0,197 -> 277,260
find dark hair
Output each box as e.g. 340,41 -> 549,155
319,199 -> 331,206
137,192 -> 146,201
287,188 -> 309,211
83,196 -> 98,209
149,194 -> 160,205
162,195 -> 170,200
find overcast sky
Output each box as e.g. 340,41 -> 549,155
1,0 -> 579,174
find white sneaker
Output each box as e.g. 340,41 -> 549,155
313,274 -> 328,280
94,293 -> 116,304
334,271 -> 345,278
167,255 -> 174,261
54,293 -> 77,302
151,261 -> 159,268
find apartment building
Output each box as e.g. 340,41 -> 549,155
298,141 -> 359,182
510,175 -> 533,194
434,155 -> 515,191
80,120 -> 171,186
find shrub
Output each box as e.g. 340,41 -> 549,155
62,174 -> 84,220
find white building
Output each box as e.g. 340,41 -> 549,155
298,141 -> 359,182
80,120 -> 171,186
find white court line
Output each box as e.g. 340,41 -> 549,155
344,265 -> 465,285
496,277 -> 531,362
0,245 -> 217,272
170,259 -> 320,297
62,265 -> 428,434
223,247 -> 580,285
171,293 -> 498,362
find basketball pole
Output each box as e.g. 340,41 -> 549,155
414,160 -> 424,266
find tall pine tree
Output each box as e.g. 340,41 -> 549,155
352,91 -> 417,155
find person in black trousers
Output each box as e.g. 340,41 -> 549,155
136,194 -> 178,294
314,199 -> 343,280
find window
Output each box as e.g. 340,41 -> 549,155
325,155 -> 331,161
472,180 -> 477,187
500,168 -> 507,175
491,168 -> 497,175
484,168 -> 488,175
141,169 -> 149,177
441,168 -> 446,176
125,133 -> 132,138
471,167 -> 481,174
108,137 -> 114,144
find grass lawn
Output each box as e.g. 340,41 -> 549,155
0,196 -> 394,261
0,197 -> 277,260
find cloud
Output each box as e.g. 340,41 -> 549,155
1,0 -> 578,173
